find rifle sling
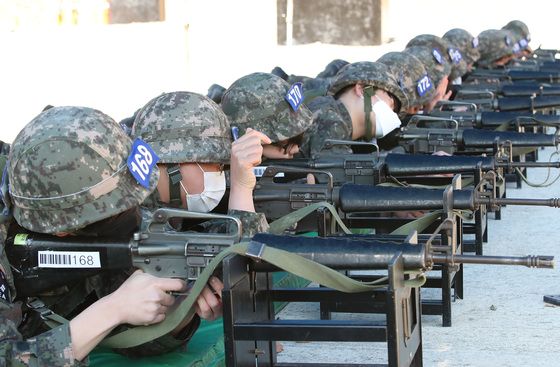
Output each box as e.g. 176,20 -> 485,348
268,201 -> 352,235
26,297 -> 71,330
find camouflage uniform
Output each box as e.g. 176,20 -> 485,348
2,145 -> 81,367
377,51 -> 437,108
476,29 -> 515,69
299,61 -> 408,158
442,28 -> 481,66
406,34 -> 468,81
2,106 -> 198,365
405,46 -> 452,91
132,91 -> 268,237
299,96 -> 354,157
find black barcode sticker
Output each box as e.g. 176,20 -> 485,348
38,251 -> 101,268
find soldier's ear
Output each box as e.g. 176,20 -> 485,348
355,84 -> 364,99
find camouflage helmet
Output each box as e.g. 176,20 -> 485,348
503,20 -> 531,50
406,34 -> 468,80
221,72 -> 313,143
132,91 -> 231,164
477,29 -> 515,68
404,46 -> 451,89
8,106 -> 158,234
328,61 -> 409,116
443,28 -> 481,65
316,59 -> 349,79
377,51 -> 437,107
206,83 -> 226,104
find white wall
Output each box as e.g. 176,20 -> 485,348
0,0 -> 557,143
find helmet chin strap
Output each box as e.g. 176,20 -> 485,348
165,164 -> 184,207
363,85 -> 375,141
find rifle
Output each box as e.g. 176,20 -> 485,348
451,83 -> 560,98
249,232 -> 555,270
438,94 -> 560,112
253,175 -> 560,221
263,148 -> 560,186
426,110 -> 560,129
6,211 -> 555,299
392,121 -> 560,154
5,208 -> 242,296
465,69 -> 560,83
533,47 -> 560,60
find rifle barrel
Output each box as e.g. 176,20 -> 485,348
497,161 -> 560,169
478,197 -> 560,208
251,234 -> 555,270
431,254 -> 554,268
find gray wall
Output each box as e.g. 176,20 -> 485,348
277,0 -> 382,45
110,0 -> 162,24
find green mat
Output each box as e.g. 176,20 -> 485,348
89,272 -> 310,366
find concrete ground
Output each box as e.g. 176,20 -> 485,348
277,148 -> 560,366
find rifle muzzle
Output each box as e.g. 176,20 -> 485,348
476,197 -> 560,208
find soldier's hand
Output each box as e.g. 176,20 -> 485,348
195,276 -> 224,321
109,270 -> 186,326
230,128 -> 272,190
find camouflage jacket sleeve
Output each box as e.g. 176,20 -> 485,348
0,318 -> 84,367
0,223 -> 85,367
227,209 -> 269,238
196,209 -> 269,238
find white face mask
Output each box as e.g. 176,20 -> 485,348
451,77 -> 462,85
179,163 -> 226,213
372,97 -> 401,138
